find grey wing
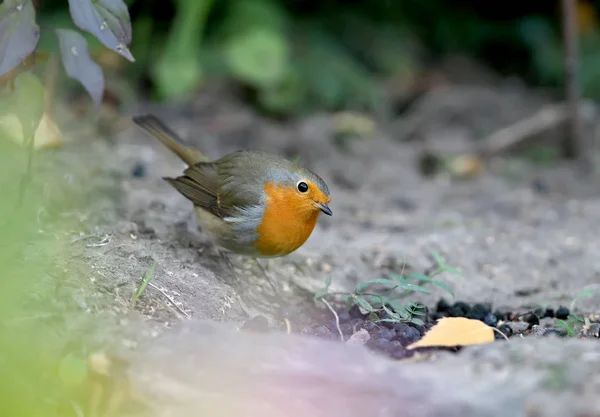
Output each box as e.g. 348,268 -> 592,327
165,162 -> 234,218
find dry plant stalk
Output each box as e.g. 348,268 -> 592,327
561,0 -> 591,172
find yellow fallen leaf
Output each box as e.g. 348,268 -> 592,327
0,112 -> 64,150
447,154 -> 484,179
407,317 -> 495,350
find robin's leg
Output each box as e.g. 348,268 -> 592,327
217,249 -> 242,284
254,258 -> 280,295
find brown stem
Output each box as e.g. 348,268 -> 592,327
561,0 -> 590,172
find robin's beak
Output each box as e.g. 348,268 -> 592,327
316,202 -> 333,216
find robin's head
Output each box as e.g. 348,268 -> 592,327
264,166 -> 332,218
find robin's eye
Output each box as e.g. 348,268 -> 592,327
297,181 -> 309,193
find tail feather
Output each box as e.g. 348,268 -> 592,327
132,114 -> 210,166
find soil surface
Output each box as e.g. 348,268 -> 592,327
34,78 -> 600,415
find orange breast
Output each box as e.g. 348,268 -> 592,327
253,182 -> 320,257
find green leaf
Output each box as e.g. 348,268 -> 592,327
354,278 -> 402,293
353,295 -> 375,313
0,0 -> 40,77
131,261 -> 157,307
387,300 -> 413,320
410,317 -> 425,326
313,275 -> 333,300
406,273 -> 455,297
224,27 -> 289,87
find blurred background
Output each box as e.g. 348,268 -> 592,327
3,1 -> 600,416
31,0 -> 600,118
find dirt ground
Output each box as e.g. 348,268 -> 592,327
25,73 -> 600,416
45,78 -> 600,331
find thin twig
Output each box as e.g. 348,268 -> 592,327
148,282 -> 190,318
86,234 -> 112,247
17,129 -> 36,209
322,298 -> 344,342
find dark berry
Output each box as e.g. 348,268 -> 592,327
543,308 -> 555,318
531,178 -> 549,194
432,312 -> 448,321
483,312 -> 498,328
436,298 -> 452,314
371,338 -> 394,353
449,301 -> 471,317
556,306 -> 570,320
469,303 -> 490,321
522,312 -> 540,328
406,321 -> 426,336
390,340 -> 402,350
374,328 -> 396,341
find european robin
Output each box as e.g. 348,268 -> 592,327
132,114 -> 332,261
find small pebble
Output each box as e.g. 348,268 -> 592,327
556,306 -> 570,320
506,321 -> 529,333
584,323 -> 600,338
346,329 -> 370,346
131,162 -> 146,178
530,325 -> 546,337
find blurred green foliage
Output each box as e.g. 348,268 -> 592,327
33,0 -> 600,115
